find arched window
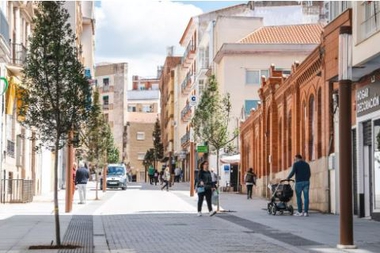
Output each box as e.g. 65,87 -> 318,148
278,119 -> 282,172
317,89 -> 322,158
302,101 -> 306,157
309,95 -> 315,160
288,111 -> 292,167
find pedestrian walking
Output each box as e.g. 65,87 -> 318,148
72,162 -> 77,197
287,154 -> 311,217
174,167 -> 181,182
148,165 -> 155,185
196,161 -> 216,217
161,167 -> 171,191
210,168 -> 218,186
75,161 -> 89,204
154,169 -> 159,185
244,168 -> 256,199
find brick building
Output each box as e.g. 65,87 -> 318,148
240,10 -> 353,213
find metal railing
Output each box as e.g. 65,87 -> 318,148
0,179 -> 34,203
181,104 -> 191,121
181,132 -> 190,146
10,43 -> 27,66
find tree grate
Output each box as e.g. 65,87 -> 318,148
58,215 -> 94,253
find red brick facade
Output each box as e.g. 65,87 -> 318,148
240,10 -> 352,212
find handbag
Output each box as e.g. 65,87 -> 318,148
212,190 -> 219,205
197,186 -> 205,193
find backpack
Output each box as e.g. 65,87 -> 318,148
245,173 -> 254,183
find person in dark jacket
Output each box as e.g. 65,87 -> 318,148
196,161 -> 216,217
287,154 -> 311,217
244,168 -> 256,199
75,161 -> 89,204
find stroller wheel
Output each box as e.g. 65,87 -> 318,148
267,203 -> 273,215
288,205 -> 294,215
280,211 -> 284,215
271,205 -> 277,215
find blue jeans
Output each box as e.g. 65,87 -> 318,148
295,181 -> 310,213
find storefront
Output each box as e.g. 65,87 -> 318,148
356,79 -> 380,221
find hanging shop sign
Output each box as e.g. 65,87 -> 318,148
0,77 -> 9,95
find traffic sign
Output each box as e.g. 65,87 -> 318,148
189,95 -> 197,106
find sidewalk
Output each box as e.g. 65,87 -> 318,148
0,181 -> 379,253
174,182 -> 380,253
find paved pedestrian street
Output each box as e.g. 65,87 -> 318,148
0,182 -> 380,253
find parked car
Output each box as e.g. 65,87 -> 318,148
100,164 -> 128,190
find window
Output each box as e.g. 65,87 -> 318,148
373,119 -> 380,210
142,105 -> 151,112
137,152 -> 146,160
103,96 -> 109,105
309,95 -> 315,160
103,78 -> 109,86
137,132 -> 145,140
362,1 -> 380,40
104,113 -> 109,122
245,69 -> 269,85
128,105 -> 136,112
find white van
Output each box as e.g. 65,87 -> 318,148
100,163 -> 128,190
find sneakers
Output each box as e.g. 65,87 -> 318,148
303,212 -> 309,217
293,211 -> 303,217
197,212 -> 202,217
209,211 -> 217,217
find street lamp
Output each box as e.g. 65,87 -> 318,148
337,26 -> 356,249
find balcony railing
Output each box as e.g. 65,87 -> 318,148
0,9 -> 9,43
103,103 -> 113,110
181,73 -> 193,95
181,132 -> 190,146
181,41 -> 196,68
181,104 -> 191,122
10,43 -> 27,67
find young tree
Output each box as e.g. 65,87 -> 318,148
19,2 -> 92,246
191,75 -> 238,211
152,118 -> 164,170
81,89 -> 116,168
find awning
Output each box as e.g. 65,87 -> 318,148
220,154 -> 240,164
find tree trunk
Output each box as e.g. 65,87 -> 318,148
54,136 -> 61,245
216,149 -> 220,212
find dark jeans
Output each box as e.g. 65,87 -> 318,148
197,189 -> 213,212
149,175 -> 154,184
161,180 -> 169,191
246,184 -> 253,198
295,181 -> 310,213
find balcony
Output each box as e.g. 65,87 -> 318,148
181,73 -> 193,95
181,132 -> 190,147
181,104 -> 192,122
10,43 -> 27,67
181,41 -> 196,68
103,103 -> 113,110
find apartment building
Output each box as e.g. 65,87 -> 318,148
0,1 -> 96,201
174,2 -> 326,188
126,75 -> 160,182
0,2 -> 35,202
95,63 -> 128,163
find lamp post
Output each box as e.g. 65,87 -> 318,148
337,26 -> 356,249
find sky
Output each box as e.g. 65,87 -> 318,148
94,1 -> 246,78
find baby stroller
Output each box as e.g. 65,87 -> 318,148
267,179 -> 294,215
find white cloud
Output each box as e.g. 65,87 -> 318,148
95,0 -> 203,78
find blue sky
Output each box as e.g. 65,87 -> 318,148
180,1 -> 246,12
94,1 -> 247,77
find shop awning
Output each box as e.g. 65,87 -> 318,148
220,154 -> 240,164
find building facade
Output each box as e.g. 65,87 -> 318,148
126,75 -> 160,182
95,63 -> 128,164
